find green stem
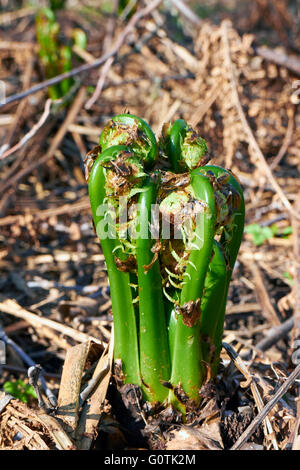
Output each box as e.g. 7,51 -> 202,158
59,45 -> 73,97
169,172 -> 216,405
200,165 -> 245,374
163,119 -> 188,173
136,178 -> 171,403
88,147 -> 140,385
200,240 -> 227,368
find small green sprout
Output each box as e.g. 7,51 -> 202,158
283,272 -> 294,286
281,226 -> 293,236
245,223 -> 278,246
3,379 -> 37,404
35,8 -> 87,100
245,223 -> 292,246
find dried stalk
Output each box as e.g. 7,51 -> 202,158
223,342 -> 278,450
230,363 -> 300,450
0,299 -> 104,346
222,20 -> 300,221
0,99 -> 52,161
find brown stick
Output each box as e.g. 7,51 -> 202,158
0,197 -> 90,227
148,0 -> 300,78
85,57 -> 114,109
0,57 -> 34,158
0,99 -> 52,161
169,0 -> 202,25
85,0 -> 163,109
291,193 -> 300,342
270,107 -> 294,170
1,87 -> 86,192
0,7 -> 35,25
256,46 -> 300,77
223,342 -> 278,450
256,317 -> 294,352
0,299 -> 104,346
250,262 -> 280,326
189,80 -> 222,128
230,363 -> 300,450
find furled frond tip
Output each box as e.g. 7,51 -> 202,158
99,113 -> 158,168
161,119 -> 210,172
98,145 -> 147,200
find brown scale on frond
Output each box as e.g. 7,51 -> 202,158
184,127 -> 198,144
194,153 -> 211,168
104,151 -> 143,197
106,173 -> 131,197
217,184 -> 242,228
158,189 -> 207,283
174,251 -> 190,275
121,122 -> 139,144
227,168 -> 242,186
231,186 -> 242,210
204,172 -> 241,229
216,172 -> 230,188
205,170 -> 216,186
172,384 -> 198,410
101,151 -> 134,176
114,254 -> 137,272
182,197 -> 206,223
160,171 -> 190,192
143,240 -> 162,273
83,145 -> 102,181
175,299 -> 201,327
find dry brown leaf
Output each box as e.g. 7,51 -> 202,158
56,340 -> 103,436
165,423 -> 223,450
75,333 -> 113,449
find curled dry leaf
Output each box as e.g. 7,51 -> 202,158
75,336 -> 114,449
57,340 -> 104,436
0,391 -> 74,450
165,422 -> 223,450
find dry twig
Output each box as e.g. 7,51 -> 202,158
222,20 -> 300,221
0,58 -> 34,159
270,107 -> 294,170
0,299 -> 104,346
223,342 -> 278,450
0,99 -> 52,161
250,262 -> 280,326
256,317 -> 294,352
230,363 -> 300,450
85,0 -> 163,109
1,87 -> 86,192
169,0 -> 202,25
291,193 -> 300,342
0,7 -> 35,25
255,46 -> 300,77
